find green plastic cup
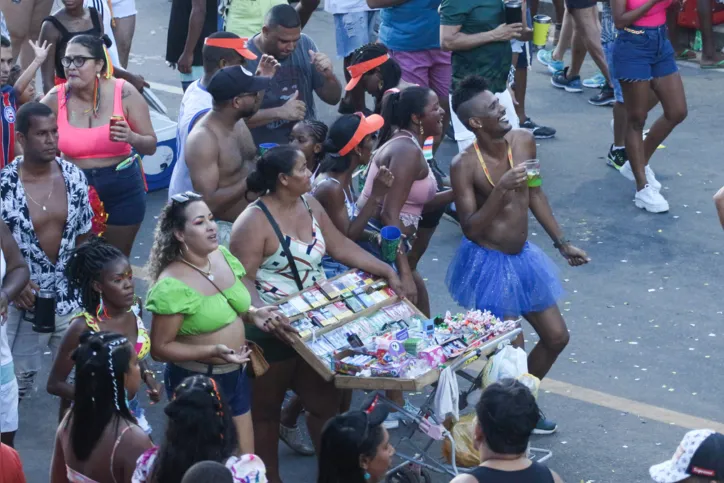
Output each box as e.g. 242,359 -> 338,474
525,159 -> 541,187
380,226 -> 401,263
259,143 -> 278,155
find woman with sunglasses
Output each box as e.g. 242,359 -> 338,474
230,145 -> 404,483
318,394 -> 395,483
38,0 -> 145,94
146,192 -> 295,455
41,34 -> 156,257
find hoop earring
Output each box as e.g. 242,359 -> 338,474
378,80 -> 384,91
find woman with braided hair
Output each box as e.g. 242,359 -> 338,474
132,375 -> 267,483
47,236 -> 161,431
50,331 -> 152,483
289,119 -> 328,176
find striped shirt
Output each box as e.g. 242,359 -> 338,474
0,86 -> 16,170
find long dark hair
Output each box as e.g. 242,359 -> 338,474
146,192 -> 204,281
150,375 -> 238,483
246,145 -> 300,195
378,86 -> 431,146
319,114 -> 362,174
70,331 -> 135,461
66,236 -> 127,313
318,412 -> 386,483
348,43 -> 401,113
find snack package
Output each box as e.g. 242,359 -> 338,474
419,345 -> 446,367
369,358 -> 411,377
404,337 -> 425,356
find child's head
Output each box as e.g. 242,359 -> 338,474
6,65 -> 37,104
289,119 -> 328,172
0,36 -> 12,86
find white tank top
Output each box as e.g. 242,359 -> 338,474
168,80 -> 213,199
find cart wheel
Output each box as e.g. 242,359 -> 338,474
419,468 -> 433,483
386,466 -> 421,483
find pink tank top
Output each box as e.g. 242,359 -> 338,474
57,79 -> 133,160
358,135 -> 437,227
627,0 -> 671,27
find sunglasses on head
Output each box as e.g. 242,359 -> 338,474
60,55 -> 99,68
170,191 -> 202,203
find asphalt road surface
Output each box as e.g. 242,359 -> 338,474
12,2 -> 724,482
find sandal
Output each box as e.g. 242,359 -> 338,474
675,48 -> 697,61
701,59 -> 724,69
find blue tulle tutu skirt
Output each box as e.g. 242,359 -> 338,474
446,239 -> 563,318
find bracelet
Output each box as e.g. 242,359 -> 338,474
244,306 -> 258,324
553,237 -> 570,249
142,369 -> 154,380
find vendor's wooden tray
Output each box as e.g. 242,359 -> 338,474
278,270 -> 517,391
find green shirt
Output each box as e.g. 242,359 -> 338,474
145,246 -> 251,336
440,0 -> 512,94
225,0 -> 286,38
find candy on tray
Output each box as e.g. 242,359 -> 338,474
289,296 -> 312,313
419,345 -> 446,367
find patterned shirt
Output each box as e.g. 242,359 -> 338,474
601,1 -> 616,44
0,158 -> 93,316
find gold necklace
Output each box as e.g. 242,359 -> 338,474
180,256 -> 214,281
19,166 -> 54,211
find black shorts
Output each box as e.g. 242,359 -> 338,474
565,0 -> 597,9
419,158 -> 448,230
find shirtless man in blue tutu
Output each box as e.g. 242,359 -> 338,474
446,75 -> 590,433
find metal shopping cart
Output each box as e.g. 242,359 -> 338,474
359,324 -> 552,483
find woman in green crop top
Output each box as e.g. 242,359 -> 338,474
145,192 -> 297,455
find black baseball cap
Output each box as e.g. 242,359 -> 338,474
321,393 -> 390,456
650,430 -> 724,482
206,65 -> 270,102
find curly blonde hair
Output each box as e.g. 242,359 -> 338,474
146,196 -> 202,281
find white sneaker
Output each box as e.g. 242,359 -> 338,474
634,185 -> 669,213
619,162 -> 661,191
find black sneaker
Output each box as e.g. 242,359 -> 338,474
551,67 -> 582,93
589,84 -> 615,106
607,144 -> 627,169
520,118 -> 556,139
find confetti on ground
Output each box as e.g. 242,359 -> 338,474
692,393 -> 698,396
621,260 -> 628,263
561,441 -> 567,445
709,334 -> 716,337
648,289 -> 656,292
628,341 -> 638,345
669,388 -> 675,392
689,348 -> 695,351
623,445 -> 629,448
432,258 -> 438,261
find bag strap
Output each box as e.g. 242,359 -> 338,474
255,199 -> 304,291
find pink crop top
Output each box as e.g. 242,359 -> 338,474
358,136 -> 437,227
57,79 -> 133,160
627,0 -> 671,27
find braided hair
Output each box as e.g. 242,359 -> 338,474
348,43 -> 401,113
70,331 -> 135,461
150,375 -> 237,483
66,236 -> 127,314
297,119 -> 329,167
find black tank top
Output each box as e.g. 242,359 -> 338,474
468,462 -> 555,483
42,8 -> 103,79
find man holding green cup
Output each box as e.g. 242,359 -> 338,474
446,75 -> 590,435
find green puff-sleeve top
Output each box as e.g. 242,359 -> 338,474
145,246 -> 252,336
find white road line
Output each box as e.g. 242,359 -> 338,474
147,81 -> 185,96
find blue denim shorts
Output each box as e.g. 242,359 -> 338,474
164,363 -> 252,416
322,256 -> 350,279
82,158 -> 147,226
613,25 -> 678,82
333,11 -> 381,58
603,41 -> 623,103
